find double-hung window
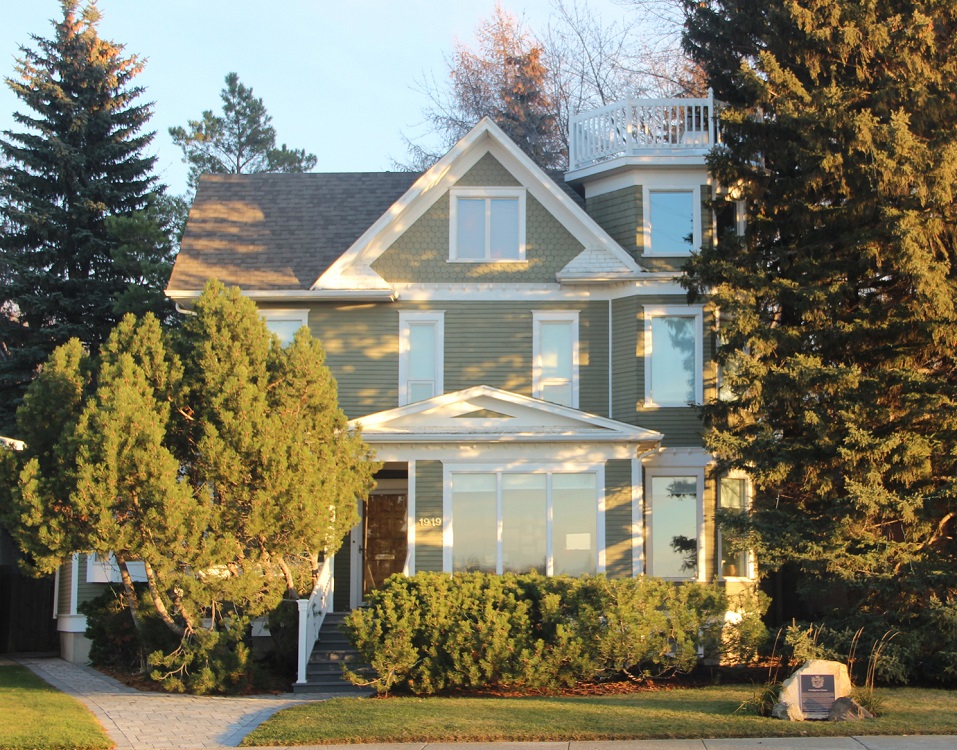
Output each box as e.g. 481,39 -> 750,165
643,305 -> 703,407
450,187 -> 526,262
643,185 -> 702,256
719,475 -> 752,579
445,466 -> 601,577
645,470 -> 703,580
260,309 -> 308,348
533,311 -> 579,408
398,311 -> 444,405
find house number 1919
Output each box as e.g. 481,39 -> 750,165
418,517 -> 442,527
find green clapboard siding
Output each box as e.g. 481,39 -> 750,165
612,296 -> 639,422
58,558 -> 74,614
445,303 -> 532,395
299,303 -> 398,419
414,461 -> 444,573
371,153 -> 584,284
579,301 -> 609,416
608,294 -> 714,446
604,459 -> 633,578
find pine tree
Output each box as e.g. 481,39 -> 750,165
169,72 -> 318,190
0,0 -> 166,434
681,0 -> 957,676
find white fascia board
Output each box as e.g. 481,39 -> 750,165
166,288 -> 397,305
391,278 -> 688,301
313,123 -> 495,291
481,137 -> 643,276
565,152 -> 711,184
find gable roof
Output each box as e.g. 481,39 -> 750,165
166,172 -> 419,298
351,385 -> 663,449
316,118 -> 642,292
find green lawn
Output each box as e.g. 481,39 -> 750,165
0,662 -> 113,750
242,685 -> 957,747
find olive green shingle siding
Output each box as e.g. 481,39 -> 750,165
371,154 -> 585,284
604,460 -> 633,578
415,461 -> 444,573
585,186 -> 642,261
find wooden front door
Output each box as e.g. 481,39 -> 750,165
362,494 -> 408,598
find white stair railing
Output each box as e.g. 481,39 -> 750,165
569,89 -> 719,170
296,555 -> 334,685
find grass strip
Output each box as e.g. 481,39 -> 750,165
242,685 -> 957,746
0,662 -> 113,750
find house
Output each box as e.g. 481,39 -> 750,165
55,93 -> 754,665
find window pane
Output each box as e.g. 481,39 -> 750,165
650,475 -> 697,578
540,382 -> 573,406
538,320 -> 573,406
502,473 -> 546,574
408,381 -> 434,402
552,473 -> 597,576
266,320 -> 302,348
451,474 -> 497,573
650,316 -> 695,404
408,324 -> 435,381
720,477 -> 748,577
489,198 -> 519,259
456,198 -> 486,259
650,191 -> 694,254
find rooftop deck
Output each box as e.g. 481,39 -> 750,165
568,90 -> 720,175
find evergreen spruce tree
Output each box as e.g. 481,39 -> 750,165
0,0 -> 166,434
681,0 -> 957,678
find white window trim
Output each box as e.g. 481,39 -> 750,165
532,310 -> 580,408
718,473 -> 756,581
643,305 -> 704,407
86,552 -> 147,584
398,311 -> 444,406
644,466 -> 706,582
442,462 -> 605,576
642,184 -> 702,256
449,186 -> 527,262
260,309 -> 309,346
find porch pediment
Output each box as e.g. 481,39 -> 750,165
349,386 -> 662,450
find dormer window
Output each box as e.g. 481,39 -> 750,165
449,187 -> 526,262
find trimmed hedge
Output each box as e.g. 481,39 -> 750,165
344,572 -> 767,694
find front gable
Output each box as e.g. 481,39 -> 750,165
315,119 -> 642,293
351,385 -> 663,450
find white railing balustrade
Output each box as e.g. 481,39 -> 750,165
296,555 -> 334,685
569,89 -> 720,171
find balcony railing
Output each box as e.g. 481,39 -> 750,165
569,89 -> 720,171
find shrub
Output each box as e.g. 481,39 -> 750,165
345,572 -> 764,694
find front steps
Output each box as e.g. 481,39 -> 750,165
293,612 -> 374,695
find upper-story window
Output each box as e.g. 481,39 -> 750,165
449,187 -> 526,262
643,305 -> 703,407
261,309 -> 308,347
643,184 -> 702,256
532,311 -> 579,408
399,311 -> 444,406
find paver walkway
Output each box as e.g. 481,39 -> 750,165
14,657 -> 957,750
17,656 -> 328,749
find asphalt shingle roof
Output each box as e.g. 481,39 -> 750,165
167,169 -> 586,293
167,172 -> 421,292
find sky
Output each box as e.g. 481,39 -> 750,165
0,0 -> 633,197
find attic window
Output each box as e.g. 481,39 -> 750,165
449,187 -> 526,262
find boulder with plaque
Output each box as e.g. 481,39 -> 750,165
771,659 -> 852,721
